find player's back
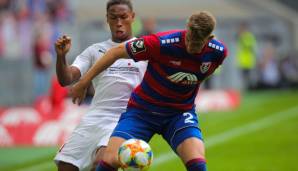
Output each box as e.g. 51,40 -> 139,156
126,30 -> 227,115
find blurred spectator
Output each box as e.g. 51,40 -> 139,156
0,13 -> 5,56
34,75 -> 68,120
279,52 -> 298,88
49,76 -> 68,118
0,0 -> 76,105
27,0 -> 46,16
0,11 -> 21,59
236,22 -> 257,90
0,0 -> 12,11
15,0 -> 32,58
32,30 -> 53,98
138,17 -> 157,37
0,0 -> 72,59
257,42 -> 280,89
46,0 -> 73,23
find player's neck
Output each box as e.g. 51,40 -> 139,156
112,36 -> 133,43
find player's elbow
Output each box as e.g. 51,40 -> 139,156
58,79 -> 69,87
57,77 -> 72,87
57,69 -> 78,87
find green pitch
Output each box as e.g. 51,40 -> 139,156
1,90 -> 298,171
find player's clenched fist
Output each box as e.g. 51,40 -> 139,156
55,35 -> 71,56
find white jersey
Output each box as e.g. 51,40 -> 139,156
54,39 -> 146,171
72,39 -> 147,123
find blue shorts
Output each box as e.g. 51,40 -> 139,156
111,107 -> 203,152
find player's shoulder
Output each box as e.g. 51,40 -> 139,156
89,39 -> 114,54
206,38 -> 227,55
156,29 -> 185,37
156,29 -> 185,45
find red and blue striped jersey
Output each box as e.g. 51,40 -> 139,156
125,30 -> 228,114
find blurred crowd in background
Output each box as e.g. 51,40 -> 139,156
0,0 -> 298,107
235,22 -> 298,90
0,0 -> 72,99
0,0 -> 72,58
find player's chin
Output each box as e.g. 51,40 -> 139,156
115,33 -> 129,41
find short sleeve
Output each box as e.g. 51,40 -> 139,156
72,46 -> 97,76
125,35 -> 160,62
218,46 -> 228,65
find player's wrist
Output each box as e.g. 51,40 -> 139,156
79,78 -> 91,89
57,52 -> 67,59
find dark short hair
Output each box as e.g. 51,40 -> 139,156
106,0 -> 133,11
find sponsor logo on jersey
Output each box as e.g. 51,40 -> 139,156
168,72 -> 198,85
130,39 -> 146,54
98,48 -> 106,53
200,62 -> 211,74
107,67 -> 140,74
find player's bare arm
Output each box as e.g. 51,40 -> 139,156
55,35 -> 81,86
71,43 -> 128,105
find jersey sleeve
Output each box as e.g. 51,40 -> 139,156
218,46 -> 228,65
217,46 -> 228,65
72,46 -> 101,76
125,35 -> 160,62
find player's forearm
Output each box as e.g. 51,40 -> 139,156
56,54 -> 74,86
79,44 -> 128,87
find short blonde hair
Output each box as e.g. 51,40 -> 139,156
187,11 -> 216,48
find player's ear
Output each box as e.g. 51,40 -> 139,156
209,34 -> 215,40
131,12 -> 135,20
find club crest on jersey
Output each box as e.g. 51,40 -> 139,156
200,62 -> 211,74
130,39 -> 146,54
168,72 -> 198,85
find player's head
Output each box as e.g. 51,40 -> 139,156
185,11 -> 216,54
106,0 -> 135,42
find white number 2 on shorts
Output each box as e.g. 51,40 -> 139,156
183,112 -> 195,124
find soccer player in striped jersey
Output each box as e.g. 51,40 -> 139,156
72,11 -> 227,171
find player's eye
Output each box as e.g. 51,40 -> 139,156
108,15 -> 117,20
121,15 -> 129,20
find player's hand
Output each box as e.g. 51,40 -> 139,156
71,81 -> 88,105
55,35 -> 71,57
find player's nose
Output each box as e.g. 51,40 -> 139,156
116,19 -> 123,27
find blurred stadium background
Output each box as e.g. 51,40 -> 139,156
0,0 -> 297,170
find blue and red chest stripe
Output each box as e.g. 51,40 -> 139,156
125,30 -> 227,114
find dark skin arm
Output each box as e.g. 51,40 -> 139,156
55,35 -> 81,86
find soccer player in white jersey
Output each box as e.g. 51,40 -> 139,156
54,1 -> 147,171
